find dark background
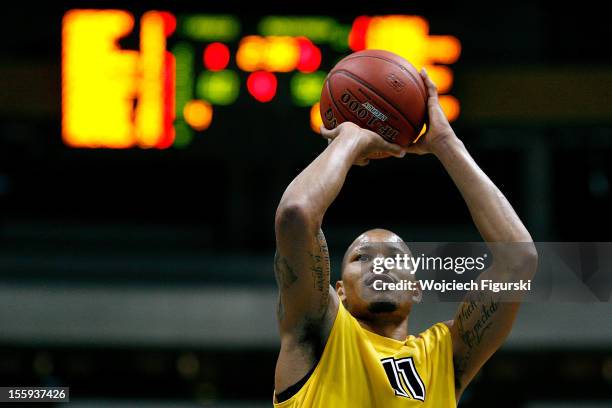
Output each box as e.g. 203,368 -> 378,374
0,0 -> 611,406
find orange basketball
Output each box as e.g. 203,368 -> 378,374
320,50 -> 428,153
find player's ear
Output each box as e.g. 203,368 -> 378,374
336,280 -> 346,301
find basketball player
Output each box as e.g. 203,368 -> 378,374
272,69 -> 538,406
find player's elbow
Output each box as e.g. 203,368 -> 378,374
275,200 -> 319,236
509,243 -> 539,278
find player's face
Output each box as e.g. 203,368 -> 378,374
337,229 -> 419,319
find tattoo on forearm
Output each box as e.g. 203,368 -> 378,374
274,252 -> 298,289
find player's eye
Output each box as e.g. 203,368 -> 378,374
355,254 -> 371,262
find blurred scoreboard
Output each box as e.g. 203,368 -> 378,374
61,10 -> 461,149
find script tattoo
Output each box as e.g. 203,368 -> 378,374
317,229 -> 330,273
274,251 -> 298,290
308,229 -> 331,315
453,290 -> 500,390
309,230 -> 329,292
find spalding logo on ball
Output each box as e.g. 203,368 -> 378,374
319,49 -> 428,156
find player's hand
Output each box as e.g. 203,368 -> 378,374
403,68 -> 458,156
320,122 -> 405,166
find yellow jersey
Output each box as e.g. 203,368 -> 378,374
273,301 -> 456,407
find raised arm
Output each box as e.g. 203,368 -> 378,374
274,122 -> 404,333
274,123 -> 405,393
407,69 -> 538,400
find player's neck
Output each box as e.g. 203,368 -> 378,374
357,315 -> 409,341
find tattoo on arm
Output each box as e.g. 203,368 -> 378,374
453,291 -> 500,390
453,348 -> 473,390
274,251 -> 298,290
273,230 -> 331,323
309,230 -> 331,315
317,229 -> 330,273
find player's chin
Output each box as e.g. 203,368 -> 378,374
363,288 -> 413,312
363,290 -> 401,308
367,300 -> 400,314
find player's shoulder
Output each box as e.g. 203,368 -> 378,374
414,320 -> 454,351
418,320 -> 454,337
441,319 -> 454,330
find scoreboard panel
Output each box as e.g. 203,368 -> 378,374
61,10 -> 460,149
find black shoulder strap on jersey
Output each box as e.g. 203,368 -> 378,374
275,362 -> 318,403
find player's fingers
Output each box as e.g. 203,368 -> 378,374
320,125 -> 339,139
420,68 -> 439,100
420,69 -> 447,121
379,141 -> 406,158
320,133 -> 333,142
